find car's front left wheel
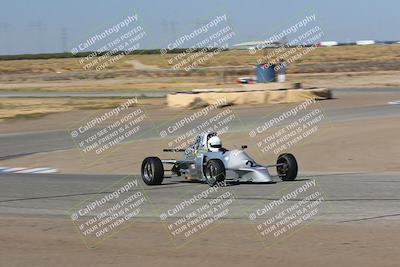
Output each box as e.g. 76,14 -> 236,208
141,157 -> 164,185
277,153 -> 298,181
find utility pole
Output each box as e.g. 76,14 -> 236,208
0,22 -> 10,55
27,21 -> 44,53
61,27 -> 68,52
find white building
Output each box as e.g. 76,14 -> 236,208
356,40 -> 376,45
319,41 -> 338,47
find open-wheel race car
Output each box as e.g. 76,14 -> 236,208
141,132 -> 298,186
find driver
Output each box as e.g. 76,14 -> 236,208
208,136 -> 222,152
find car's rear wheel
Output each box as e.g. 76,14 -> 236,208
204,159 -> 225,186
141,157 -> 164,185
277,153 -> 298,181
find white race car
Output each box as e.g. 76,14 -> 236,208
141,132 -> 298,186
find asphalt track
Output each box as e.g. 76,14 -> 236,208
0,172 -> 399,223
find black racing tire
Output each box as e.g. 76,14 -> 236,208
277,153 -> 298,181
204,159 -> 226,186
141,157 -> 164,185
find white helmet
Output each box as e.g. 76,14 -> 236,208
208,136 -> 222,152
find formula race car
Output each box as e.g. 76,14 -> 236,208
141,132 -> 298,186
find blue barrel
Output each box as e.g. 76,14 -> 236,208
256,64 -> 276,83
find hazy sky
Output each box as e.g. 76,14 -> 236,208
0,0 -> 398,55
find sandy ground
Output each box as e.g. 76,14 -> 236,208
292,71 -> 400,88
0,215 -> 398,267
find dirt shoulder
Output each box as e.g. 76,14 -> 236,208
0,215 -> 398,267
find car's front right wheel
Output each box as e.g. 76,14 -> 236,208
141,157 -> 164,185
204,159 -> 225,186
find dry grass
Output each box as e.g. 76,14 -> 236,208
135,45 -> 400,68
1,45 -> 399,74
0,98 -> 129,120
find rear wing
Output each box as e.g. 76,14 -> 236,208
163,149 -> 186,152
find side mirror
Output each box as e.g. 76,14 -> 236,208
241,145 -> 248,149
